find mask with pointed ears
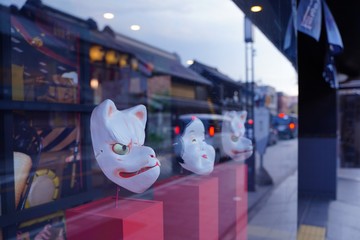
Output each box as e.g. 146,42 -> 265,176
90,99 -> 160,193
222,111 -> 253,161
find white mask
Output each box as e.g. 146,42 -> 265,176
90,99 -> 160,193
222,111 -> 253,161
179,118 -> 215,175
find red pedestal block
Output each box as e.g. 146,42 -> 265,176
65,197 -> 163,240
154,175 -> 219,240
211,162 -> 248,240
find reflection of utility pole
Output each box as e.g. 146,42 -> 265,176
244,16 -> 256,191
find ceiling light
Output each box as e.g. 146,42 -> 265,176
90,78 -> 99,89
250,6 -> 262,12
186,60 -> 194,65
103,13 -> 114,19
130,25 -> 141,31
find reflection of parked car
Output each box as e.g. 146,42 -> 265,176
272,113 -> 298,139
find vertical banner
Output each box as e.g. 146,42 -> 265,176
297,0 -> 322,41
322,0 -> 343,89
323,1 -> 343,54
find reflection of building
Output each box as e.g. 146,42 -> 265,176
189,60 -> 246,112
88,27 -> 148,108
256,85 -> 278,115
1,1 -> 102,237
277,92 -> 298,115
99,28 -> 215,152
112,31 -> 213,114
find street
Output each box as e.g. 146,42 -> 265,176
158,138 -> 298,182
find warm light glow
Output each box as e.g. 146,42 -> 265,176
89,46 -> 104,61
250,5 -> 262,12
130,25 -> 141,31
248,119 -> 254,125
174,126 -> 181,135
105,50 -> 118,64
186,60 -> 194,65
90,78 -> 99,89
289,123 -> 296,130
278,113 -> 285,118
119,55 -> 129,68
103,13 -> 114,19
209,126 -> 215,137
131,58 -> 138,70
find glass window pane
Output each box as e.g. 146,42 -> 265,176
10,14 -> 80,103
16,211 -> 66,240
1,0 -> 298,239
13,111 -> 83,210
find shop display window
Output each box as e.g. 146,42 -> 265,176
16,211 -> 65,240
0,0 -> 298,239
10,13 -> 79,103
90,59 -> 148,107
13,111 -> 83,210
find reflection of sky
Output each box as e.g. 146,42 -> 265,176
5,0 -> 298,95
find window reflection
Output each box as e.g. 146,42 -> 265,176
1,0 -> 297,239
16,212 -> 65,240
11,13 -> 80,103
13,111 -> 83,210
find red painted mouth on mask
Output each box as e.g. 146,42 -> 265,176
202,154 -> 208,159
119,162 -> 160,178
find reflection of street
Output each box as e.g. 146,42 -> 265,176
158,138 -> 298,182
256,138 -> 298,185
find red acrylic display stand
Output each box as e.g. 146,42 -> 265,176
211,162 -> 248,240
154,175 -> 219,240
65,197 -> 164,240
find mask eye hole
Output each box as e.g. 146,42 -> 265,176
192,138 -> 197,143
231,135 -> 239,142
112,143 -> 129,155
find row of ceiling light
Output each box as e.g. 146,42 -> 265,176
101,3 -> 262,31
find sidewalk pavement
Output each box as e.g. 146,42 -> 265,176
247,138 -> 360,240
248,138 -> 298,218
247,138 -> 298,239
297,169 -> 360,240
248,171 -> 297,240
326,168 -> 360,239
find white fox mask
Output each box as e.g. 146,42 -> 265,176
90,99 -> 160,193
222,111 -> 253,161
